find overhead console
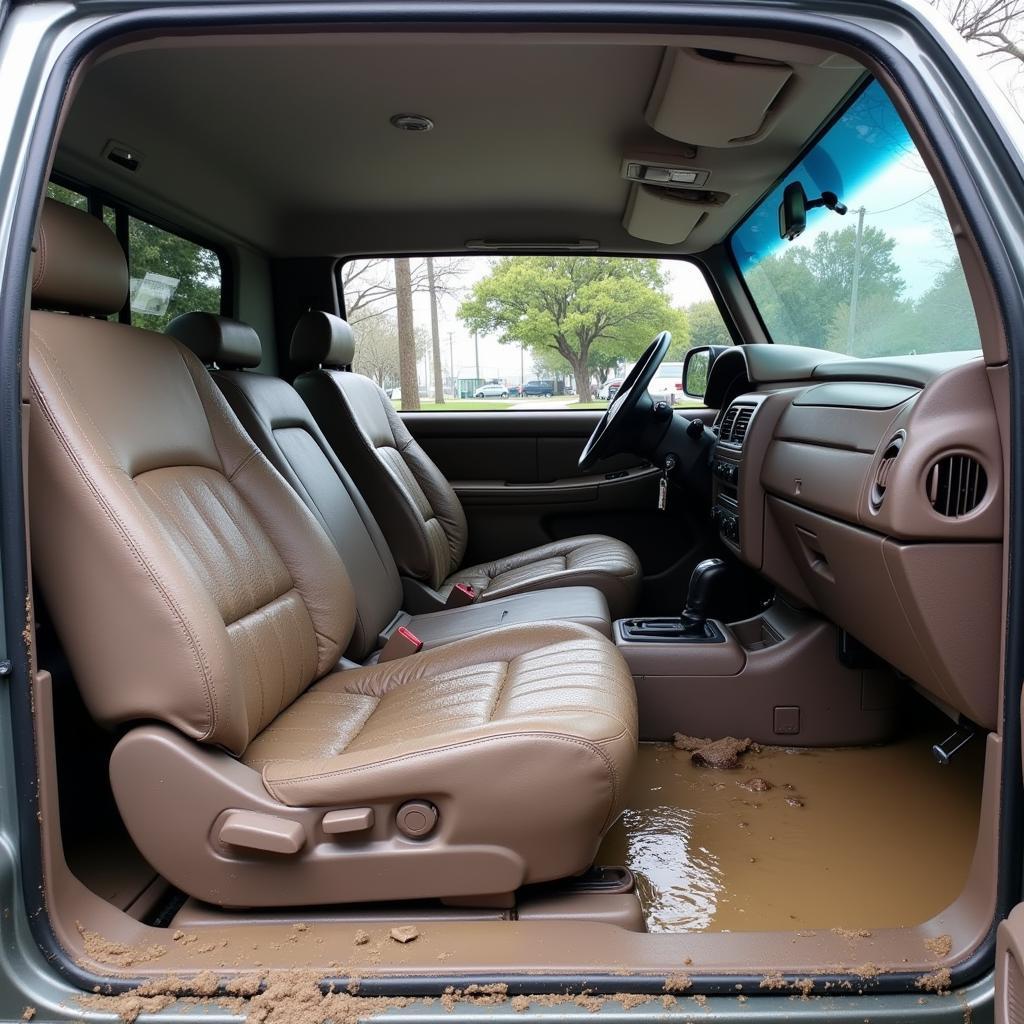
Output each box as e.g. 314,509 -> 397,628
710,354 -> 1004,731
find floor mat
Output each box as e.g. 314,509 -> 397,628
597,729 -> 984,933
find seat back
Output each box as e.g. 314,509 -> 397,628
292,311 -> 468,591
167,312 -> 403,658
27,200 -> 355,755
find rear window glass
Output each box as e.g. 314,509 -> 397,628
46,182 -> 88,211
127,216 -> 222,332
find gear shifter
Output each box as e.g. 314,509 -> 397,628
618,557 -> 728,643
679,558 -> 727,636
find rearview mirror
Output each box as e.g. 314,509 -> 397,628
779,181 -> 807,241
682,346 -> 711,399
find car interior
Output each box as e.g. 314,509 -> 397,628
12,20 -> 1014,1000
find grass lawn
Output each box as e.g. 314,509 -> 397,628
393,400 -> 515,411
392,397 -> 704,412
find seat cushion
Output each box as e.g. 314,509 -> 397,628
242,622 -> 637,885
448,535 -> 642,620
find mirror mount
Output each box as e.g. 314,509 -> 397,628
779,181 -> 847,241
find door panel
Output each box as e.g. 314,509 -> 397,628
403,410 -> 715,613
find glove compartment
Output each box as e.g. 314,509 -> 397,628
765,496 -> 1000,730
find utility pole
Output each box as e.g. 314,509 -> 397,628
426,257 -> 445,405
520,341 -> 525,393
474,331 -> 480,381
847,205 -> 866,356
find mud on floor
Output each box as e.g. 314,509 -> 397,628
598,731 -> 984,933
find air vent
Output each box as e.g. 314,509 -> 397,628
870,434 -> 904,511
718,406 -> 738,442
718,403 -> 754,446
732,407 -> 753,445
927,453 -> 987,518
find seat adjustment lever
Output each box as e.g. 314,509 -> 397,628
218,810 -> 305,854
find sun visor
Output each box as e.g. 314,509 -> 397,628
645,48 -> 793,147
622,184 -> 709,245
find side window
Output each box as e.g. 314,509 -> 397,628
339,255 -> 730,411
46,182 -> 88,211
127,217 -> 222,332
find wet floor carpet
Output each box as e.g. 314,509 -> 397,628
597,732 -> 984,933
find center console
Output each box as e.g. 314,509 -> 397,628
615,598 -> 899,747
710,400 -> 754,546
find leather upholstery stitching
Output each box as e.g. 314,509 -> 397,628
29,373 -> 218,735
263,729 -> 618,796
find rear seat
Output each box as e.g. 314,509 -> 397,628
166,312 -> 612,660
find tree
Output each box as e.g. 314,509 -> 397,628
341,257 -> 467,325
826,294 -> 918,357
929,0 -> 1024,110
687,300 -> 732,349
458,256 -> 685,401
394,258 -> 420,410
747,225 -> 906,348
352,315 -> 401,387
426,257 -> 445,403
935,0 -> 1024,66
128,218 -> 221,334
912,260 -> 984,352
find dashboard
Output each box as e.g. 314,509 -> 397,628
704,344 -> 1005,731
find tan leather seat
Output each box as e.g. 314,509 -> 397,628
165,312 -> 614,659
291,311 -> 643,619
27,199 -> 637,908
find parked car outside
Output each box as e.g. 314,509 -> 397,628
522,379 -> 556,396
474,383 -> 510,398
648,361 -> 686,405
599,378 -> 624,400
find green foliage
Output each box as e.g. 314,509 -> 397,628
458,256 -> 687,400
45,183 -> 222,334
46,182 -> 87,211
687,300 -> 732,348
745,224 -> 979,356
128,218 -> 221,333
911,262 -> 982,353
746,225 -> 904,351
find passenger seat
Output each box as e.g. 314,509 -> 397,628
27,198 -> 637,908
165,312 -> 614,660
290,311 -> 643,619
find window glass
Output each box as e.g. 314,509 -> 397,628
731,80 -> 980,357
340,256 -> 728,410
127,216 -> 222,332
46,182 -> 88,211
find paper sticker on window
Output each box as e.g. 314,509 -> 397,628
130,272 -> 179,316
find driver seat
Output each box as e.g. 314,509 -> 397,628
292,311 -> 642,618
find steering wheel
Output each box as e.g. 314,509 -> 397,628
578,331 -> 671,471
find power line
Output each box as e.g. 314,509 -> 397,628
863,186 -> 937,216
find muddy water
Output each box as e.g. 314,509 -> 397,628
598,732 -> 984,933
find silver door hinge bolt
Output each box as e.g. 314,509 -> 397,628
0,661 -> 12,678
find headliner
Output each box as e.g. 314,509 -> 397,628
55,29 -> 865,258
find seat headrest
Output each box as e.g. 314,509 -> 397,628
31,198 -> 129,315
290,310 -> 355,370
165,312 -> 262,369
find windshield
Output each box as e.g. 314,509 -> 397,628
730,80 -> 980,357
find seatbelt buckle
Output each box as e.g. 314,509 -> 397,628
444,583 -> 478,609
378,625 -> 424,662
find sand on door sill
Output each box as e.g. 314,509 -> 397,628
597,730 -> 984,934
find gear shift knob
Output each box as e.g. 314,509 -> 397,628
680,558 -> 727,635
